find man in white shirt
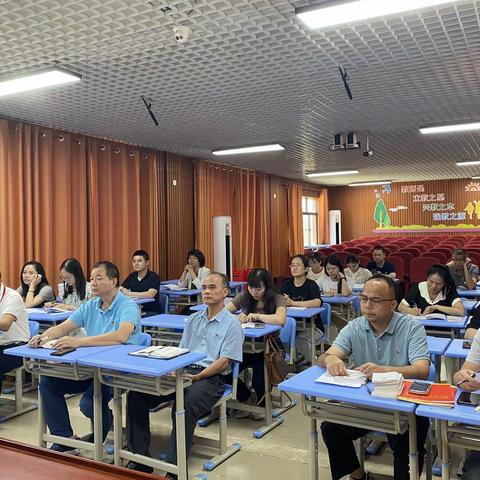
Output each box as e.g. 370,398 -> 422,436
0,272 -> 30,392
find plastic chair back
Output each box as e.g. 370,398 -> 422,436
280,316 -> 296,362
139,332 -> 152,347
158,293 -> 169,314
29,321 -> 40,337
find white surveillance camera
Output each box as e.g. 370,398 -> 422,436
363,149 -> 374,157
173,25 -> 190,43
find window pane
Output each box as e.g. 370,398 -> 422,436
303,213 -> 318,246
302,196 -> 307,212
307,197 -> 318,213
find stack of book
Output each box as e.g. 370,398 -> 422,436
371,372 -> 404,398
397,380 -> 456,407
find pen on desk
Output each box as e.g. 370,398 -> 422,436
457,370 -> 480,387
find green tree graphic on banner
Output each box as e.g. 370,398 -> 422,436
374,199 -> 391,228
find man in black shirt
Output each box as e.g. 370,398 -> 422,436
366,246 -> 396,278
120,250 -> 161,316
465,304 -> 480,340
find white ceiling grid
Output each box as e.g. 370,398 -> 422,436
0,1 -> 480,184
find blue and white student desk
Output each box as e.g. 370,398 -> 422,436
419,315 -> 469,339
4,344 -> 119,462
456,288 -> 480,299
77,344 -> 206,480
141,313 -> 286,438
417,390 -> 480,480
27,308 -> 71,324
278,366 -> 419,480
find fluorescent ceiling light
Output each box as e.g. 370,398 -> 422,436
472,176 -> 480,179
307,170 -> 359,178
420,122 -> 480,134
212,144 -> 284,156
0,67 -> 81,97
349,181 -> 392,187
457,160 -> 480,167
296,0 -> 458,30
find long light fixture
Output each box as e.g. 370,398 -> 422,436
457,160 -> 480,167
307,170 -> 359,178
420,122 -> 480,134
349,180 -> 392,187
212,144 -> 284,156
472,176 -> 480,179
296,0 -> 458,30
0,67 -> 81,97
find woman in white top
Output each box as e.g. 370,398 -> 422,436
17,261 -> 55,307
344,254 -> 372,289
0,273 -> 30,392
307,252 -> 326,282
316,254 -> 351,296
178,249 -> 211,289
45,258 -> 91,311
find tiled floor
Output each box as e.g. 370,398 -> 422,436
0,389 -> 462,479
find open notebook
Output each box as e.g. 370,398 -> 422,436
128,345 -> 190,360
162,284 -> 188,291
315,369 -> 367,388
417,314 -> 463,321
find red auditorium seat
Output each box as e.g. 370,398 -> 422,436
410,256 -> 438,283
387,256 -> 405,281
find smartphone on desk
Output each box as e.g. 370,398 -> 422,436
51,348 -> 76,356
457,391 -> 480,406
463,341 -> 472,349
409,381 -> 432,395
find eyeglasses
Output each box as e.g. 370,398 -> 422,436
359,295 -> 395,305
248,287 -> 265,293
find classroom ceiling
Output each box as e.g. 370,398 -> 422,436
2,0 -> 480,185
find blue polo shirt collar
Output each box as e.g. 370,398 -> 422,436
363,312 -> 398,337
95,290 -> 122,314
201,306 -> 228,323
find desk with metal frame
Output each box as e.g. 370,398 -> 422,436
426,336 -> 451,382
278,366 -> 419,480
417,393 -> 480,480
457,288 -> 480,299
4,344 -> 119,462
159,287 -> 201,308
419,316 -> 469,339
461,299 -> 478,314
77,345 -> 205,480
322,294 -> 360,324
140,314 -> 286,438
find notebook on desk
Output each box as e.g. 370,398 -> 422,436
162,284 -> 188,291
315,369 -> 367,388
417,314 -> 463,322
128,345 -> 190,360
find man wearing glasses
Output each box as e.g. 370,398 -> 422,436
318,274 -> 430,480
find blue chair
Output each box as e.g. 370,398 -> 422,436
196,362 -> 242,471
138,332 -> 152,347
29,321 -> 40,337
280,316 -> 296,364
0,321 -> 40,421
158,293 -> 169,314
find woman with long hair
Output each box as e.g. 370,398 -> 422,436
398,264 -> 464,317
226,268 -> 286,418
316,254 -> 351,296
45,258 -> 91,311
17,260 -> 55,307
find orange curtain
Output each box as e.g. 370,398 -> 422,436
194,162 -> 271,271
318,189 -> 329,244
0,119 -> 163,290
287,184 -> 304,256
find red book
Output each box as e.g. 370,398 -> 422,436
397,381 -> 456,407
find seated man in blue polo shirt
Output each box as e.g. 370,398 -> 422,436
29,260 -> 141,452
126,272 -> 243,478
318,274 -> 430,480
